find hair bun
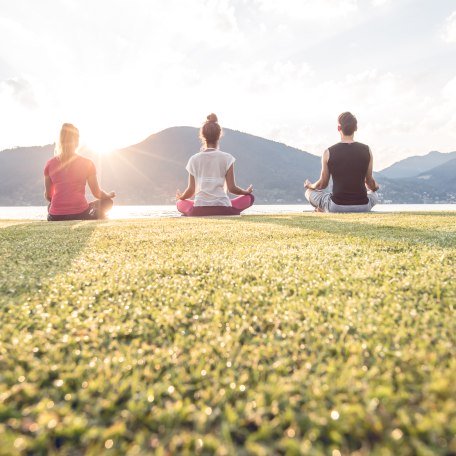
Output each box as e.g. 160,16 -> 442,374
206,113 -> 218,123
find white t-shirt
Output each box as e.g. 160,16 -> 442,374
186,149 -> 236,207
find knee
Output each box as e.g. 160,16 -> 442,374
103,198 -> 114,210
177,199 -> 192,214
248,193 -> 255,206
96,198 -> 113,215
369,192 -> 379,206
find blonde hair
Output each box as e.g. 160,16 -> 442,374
199,113 -> 222,148
55,123 -> 79,162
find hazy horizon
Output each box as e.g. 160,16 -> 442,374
1,0 -> 455,169
1,124 -> 455,173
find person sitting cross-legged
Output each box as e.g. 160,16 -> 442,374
304,112 -> 379,213
176,113 -> 254,216
44,123 -> 115,221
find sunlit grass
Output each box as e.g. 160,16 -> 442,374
0,213 -> 455,455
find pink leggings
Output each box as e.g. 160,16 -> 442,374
177,194 -> 254,216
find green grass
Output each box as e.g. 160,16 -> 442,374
0,213 -> 455,455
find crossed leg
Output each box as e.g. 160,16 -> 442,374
177,194 -> 255,216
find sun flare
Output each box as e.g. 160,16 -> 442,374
79,137 -> 115,157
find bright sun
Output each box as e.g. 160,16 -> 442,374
80,136 -> 115,156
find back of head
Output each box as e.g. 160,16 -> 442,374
199,113 -> 222,148
55,123 -> 79,162
338,112 -> 357,136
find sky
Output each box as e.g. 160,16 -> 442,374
0,0 -> 455,170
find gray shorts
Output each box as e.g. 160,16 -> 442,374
305,189 -> 379,213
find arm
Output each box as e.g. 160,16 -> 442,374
304,149 -> 330,190
225,164 -> 253,195
87,173 -> 115,200
44,176 -> 53,202
365,147 -> 379,192
176,173 -> 196,200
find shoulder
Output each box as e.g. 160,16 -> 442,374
44,157 -> 58,173
187,152 -> 202,162
358,143 -> 372,159
219,151 -> 235,169
79,155 -> 95,165
76,155 -> 96,173
217,150 -> 235,161
327,144 -> 340,158
77,154 -> 93,163
217,150 -> 233,156
45,156 -> 59,167
186,153 -> 200,172
355,142 -> 370,152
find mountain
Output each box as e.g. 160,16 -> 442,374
379,150 -> 456,179
415,157 -> 456,186
376,157 -> 456,203
0,127 -> 321,205
1,129 -> 454,206
0,145 -> 54,205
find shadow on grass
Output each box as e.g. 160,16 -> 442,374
236,214 -> 456,249
0,221 -> 100,298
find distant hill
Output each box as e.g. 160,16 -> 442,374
1,130 -> 454,206
379,150 -> 456,179
377,157 -> 456,203
415,157 -> 456,186
0,127 -> 321,205
0,145 -> 54,205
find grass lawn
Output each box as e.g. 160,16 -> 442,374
0,213 -> 455,455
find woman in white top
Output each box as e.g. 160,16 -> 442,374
176,113 -> 254,216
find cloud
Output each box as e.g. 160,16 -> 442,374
0,78 -> 38,108
441,11 -> 456,43
209,64 -> 453,169
442,75 -> 456,98
0,1 -> 455,166
253,0 -> 358,22
371,0 -> 392,7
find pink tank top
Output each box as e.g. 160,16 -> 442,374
44,155 -> 96,215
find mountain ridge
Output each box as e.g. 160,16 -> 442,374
379,150 -> 456,179
0,127 -> 454,205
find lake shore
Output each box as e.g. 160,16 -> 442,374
0,203 -> 455,220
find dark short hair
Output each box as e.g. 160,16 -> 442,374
338,112 -> 357,136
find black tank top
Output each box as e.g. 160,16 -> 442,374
328,142 -> 370,205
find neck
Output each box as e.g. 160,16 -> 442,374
205,143 -> 218,150
340,134 -> 355,143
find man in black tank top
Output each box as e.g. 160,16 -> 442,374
304,112 -> 379,213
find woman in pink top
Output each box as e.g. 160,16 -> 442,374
176,113 -> 254,216
44,123 -> 115,221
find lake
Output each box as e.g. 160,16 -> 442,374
0,204 -> 455,220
